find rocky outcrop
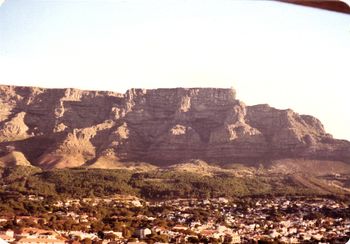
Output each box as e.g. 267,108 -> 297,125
0,85 -> 349,169
0,150 -> 32,167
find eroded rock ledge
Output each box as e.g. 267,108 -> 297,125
0,85 -> 349,169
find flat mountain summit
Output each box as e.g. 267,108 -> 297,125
0,85 -> 349,169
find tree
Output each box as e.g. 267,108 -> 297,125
122,228 -> 132,239
187,236 -> 199,243
223,235 -> 233,244
81,238 -> 92,244
91,221 -> 104,232
104,233 -> 116,241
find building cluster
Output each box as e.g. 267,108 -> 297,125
0,228 -> 66,243
0,196 -> 349,243
145,197 -> 350,242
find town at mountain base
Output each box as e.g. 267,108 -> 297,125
1,85 -> 350,242
0,85 -> 349,170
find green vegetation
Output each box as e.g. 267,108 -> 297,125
0,165 -> 349,217
40,168 -> 135,198
130,171 -> 273,199
1,166 -> 349,202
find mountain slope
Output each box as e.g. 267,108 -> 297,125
0,150 -> 32,167
0,85 -> 349,169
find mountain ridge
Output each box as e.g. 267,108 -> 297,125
0,84 -> 349,169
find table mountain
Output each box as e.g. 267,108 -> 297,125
0,85 -> 349,169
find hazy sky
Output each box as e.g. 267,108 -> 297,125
0,0 -> 349,140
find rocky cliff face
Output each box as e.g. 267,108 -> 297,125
0,85 -> 349,169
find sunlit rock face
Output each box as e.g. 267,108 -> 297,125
0,85 -> 349,169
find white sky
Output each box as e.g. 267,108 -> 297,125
0,0 -> 349,140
